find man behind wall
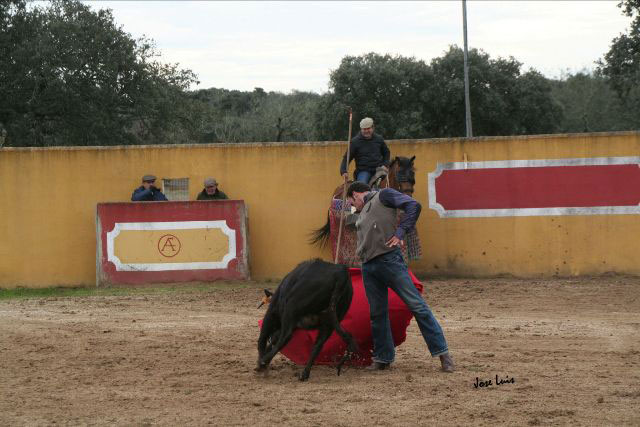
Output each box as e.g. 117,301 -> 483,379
346,181 -> 455,372
340,117 -> 390,185
131,174 -> 168,202
197,178 -> 229,200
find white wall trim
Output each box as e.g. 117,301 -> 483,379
428,156 -> 640,218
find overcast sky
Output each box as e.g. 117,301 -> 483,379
89,1 -> 631,94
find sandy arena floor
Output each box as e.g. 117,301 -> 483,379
1,276 -> 639,426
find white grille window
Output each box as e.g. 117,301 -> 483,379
162,178 -> 189,201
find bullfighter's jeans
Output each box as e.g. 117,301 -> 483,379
362,249 -> 449,364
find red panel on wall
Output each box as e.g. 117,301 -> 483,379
436,165 -> 640,210
96,201 -> 249,286
428,157 -> 640,218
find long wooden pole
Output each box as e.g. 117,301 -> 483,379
334,108 -> 353,264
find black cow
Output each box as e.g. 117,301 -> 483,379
255,258 -> 358,381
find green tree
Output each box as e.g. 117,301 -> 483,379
318,49 -> 563,140
551,71 -> 631,132
317,53 -> 433,140
190,87 -> 321,143
598,0 -> 640,125
429,46 -> 562,137
513,70 -> 563,135
0,0 -> 198,147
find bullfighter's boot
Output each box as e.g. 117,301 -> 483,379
440,353 -> 455,373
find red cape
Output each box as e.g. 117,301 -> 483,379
259,267 -> 423,366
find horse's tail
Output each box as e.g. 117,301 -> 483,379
309,212 -> 331,248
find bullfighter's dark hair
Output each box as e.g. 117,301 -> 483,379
347,181 -> 371,197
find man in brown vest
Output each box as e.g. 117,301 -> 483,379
347,181 -> 455,372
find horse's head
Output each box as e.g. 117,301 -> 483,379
390,155 -> 416,196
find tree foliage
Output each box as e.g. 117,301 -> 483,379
0,0 -> 198,147
317,48 -> 563,140
429,47 -> 562,137
551,71 -> 633,132
598,0 -> 640,126
316,53 -> 434,140
190,88 -> 321,143
1,0 -> 635,147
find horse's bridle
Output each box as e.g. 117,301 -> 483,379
395,168 -> 415,195
395,169 -> 415,185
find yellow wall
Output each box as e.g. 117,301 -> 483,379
1,131 -> 639,288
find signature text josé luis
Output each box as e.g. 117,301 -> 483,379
474,374 -> 515,389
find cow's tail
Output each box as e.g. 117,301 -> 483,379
308,212 -> 330,248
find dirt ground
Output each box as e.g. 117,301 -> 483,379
1,276 -> 639,426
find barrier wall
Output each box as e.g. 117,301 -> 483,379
96,201 -> 249,286
1,131 -> 639,288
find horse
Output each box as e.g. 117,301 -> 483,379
310,155 -> 417,248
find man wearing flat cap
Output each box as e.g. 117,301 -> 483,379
197,178 -> 229,200
340,117 -> 390,186
131,174 -> 168,201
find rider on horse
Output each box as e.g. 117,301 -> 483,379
339,117 -> 390,188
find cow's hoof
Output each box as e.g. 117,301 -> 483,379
298,371 -> 310,381
254,363 -> 268,372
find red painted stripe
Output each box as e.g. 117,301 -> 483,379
97,200 -> 248,285
435,164 -> 640,210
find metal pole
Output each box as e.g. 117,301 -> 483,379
462,0 -> 473,137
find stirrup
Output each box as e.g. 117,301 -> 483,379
371,175 -> 387,190
368,166 -> 388,189
369,174 -> 386,189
